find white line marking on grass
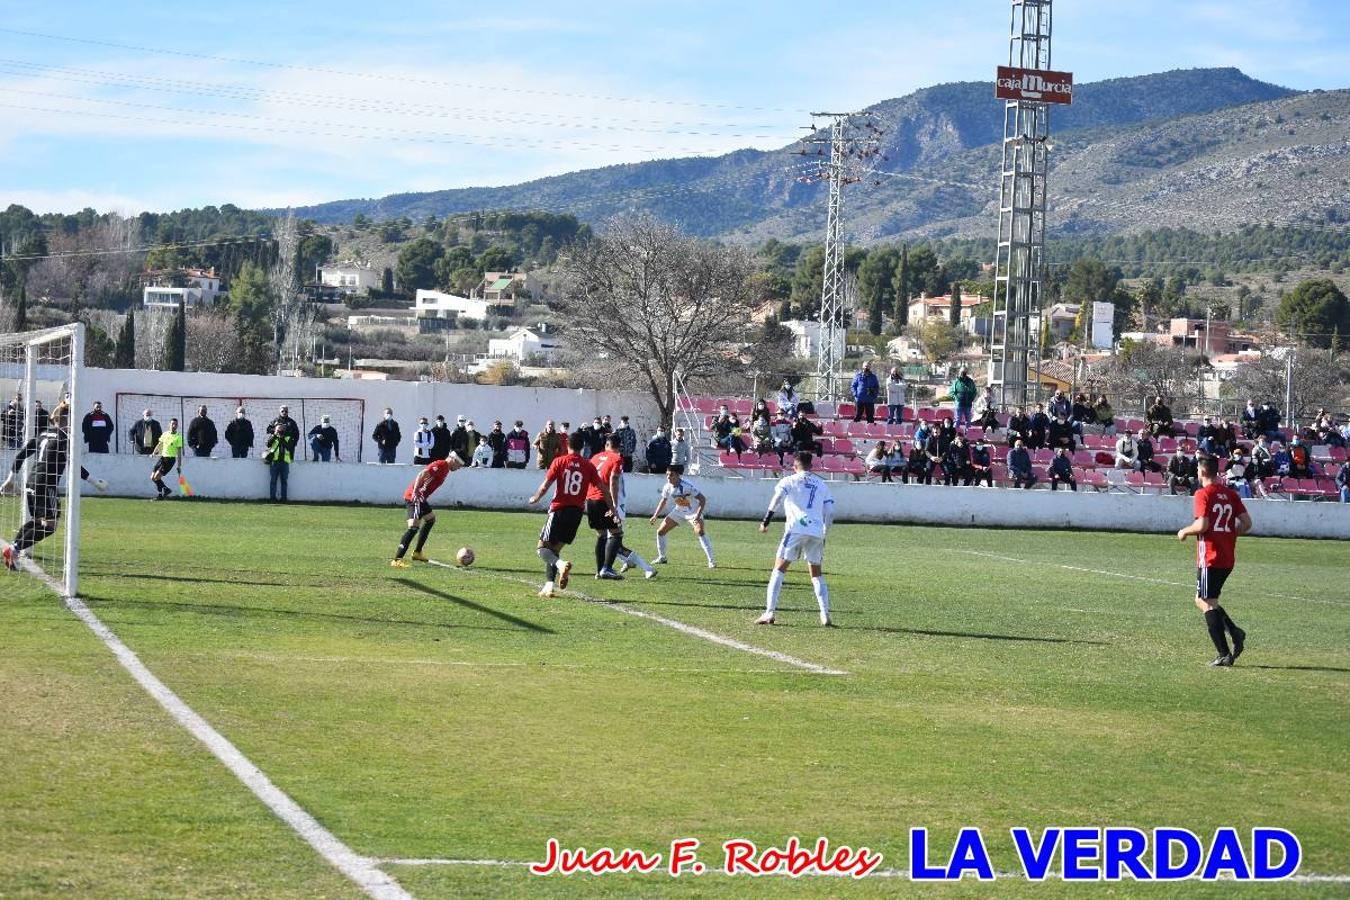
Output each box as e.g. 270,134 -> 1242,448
425,559 -> 848,676
376,858 -> 1350,882
31,576 -> 413,898
952,550 -> 1347,607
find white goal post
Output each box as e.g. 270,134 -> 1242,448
0,323 -> 85,598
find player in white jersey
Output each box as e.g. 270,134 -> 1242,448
756,451 -> 835,626
648,466 -> 715,567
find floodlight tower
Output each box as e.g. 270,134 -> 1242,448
988,0 -> 1071,408
797,112 -> 884,402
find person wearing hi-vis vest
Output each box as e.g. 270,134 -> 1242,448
149,418 -> 184,500
264,429 -> 294,502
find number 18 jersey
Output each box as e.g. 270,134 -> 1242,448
770,471 -> 834,538
1194,483 -> 1247,569
546,452 -> 601,511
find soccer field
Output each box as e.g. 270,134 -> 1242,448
2,497 -> 1348,898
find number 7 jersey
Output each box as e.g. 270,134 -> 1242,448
1193,482 -> 1247,568
770,471 -> 834,538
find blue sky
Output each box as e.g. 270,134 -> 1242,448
0,0 -> 1347,215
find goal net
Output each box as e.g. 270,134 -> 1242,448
0,324 -> 85,597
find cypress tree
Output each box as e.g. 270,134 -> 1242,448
115,308 -> 136,368
14,285 -> 27,332
162,300 -> 187,371
892,245 -> 909,331
948,282 -> 962,329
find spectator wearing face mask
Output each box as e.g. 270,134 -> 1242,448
373,407 -> 402,464
225,407 -> 254,458
865,440 -> 894,482
671,427 -> 691,470
903,438 -> 932,485
1048,446 -> 1076,491
1114,430 -> 1139,469
429,415 -> 452,461
1288,436 -> 1312,477
412,417 -> 435,465
969,438 -> 994,487
1027,404 -> 1050,450
885,368 -> 908,425
645,425 -> 672,474
505,420 -> 530,469
584,417 -> 607,458
129,408 -> 163,456
471,426 -> 494,467
770,412 -> 793,464
1007,439 -> 1037,489
613,415 -> 638,472
1137,432 -> 1162,473
448,414 -> 470,463
308,415 -> 341,462
267,405 -> 300,457
775,381 -> 800,420
1168,448 -> 1198,495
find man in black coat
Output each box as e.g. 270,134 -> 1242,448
81,400 -> 114,454
448,415 -> 470,463
267,405 -> 301,458
373,407 -> 402,464
225,407 -> 255,458
430,415 -> 452,461
187,405 -> 218,457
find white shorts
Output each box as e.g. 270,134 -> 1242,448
777,532 -> 825,566
663,509 -> 702,527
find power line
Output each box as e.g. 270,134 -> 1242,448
0,26 -> 809,114
0,58 -> 791,133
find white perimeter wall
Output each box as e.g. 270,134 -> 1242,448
83,453 -> 1350,541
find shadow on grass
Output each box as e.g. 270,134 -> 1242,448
80,596 -> 513,633
863,626 -> 1107,646
85,569 -> 291,588
394,579 -> 555,634
1247,664 -> 1350,674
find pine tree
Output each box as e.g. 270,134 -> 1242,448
161,299 -> 187,371
948,282 -> 962,329
15,285 -> 27,332
115,308 -> 136,368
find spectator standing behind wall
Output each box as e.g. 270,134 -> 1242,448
81,400 -> 114,454
486,421 -> 507,468
225,407 -> 254,458
187,405 -> 218,458
1,396 -> 21,449
645,426 -> 672,474
373,408 -> 401,464
449,415 -> 470,463
429,415 -> 452,461
506,421 -> 530,469
412,417 -> 435,465
613,416 -> 638,472
264,430 -> 293,502
267,406 -> 300,462
671,428 -> 691,470
308,415 -> 340,462
1337,460 -> 1349,503
129,409 -> 162,456
534,420 -> 562,469
465,421 -> 484,461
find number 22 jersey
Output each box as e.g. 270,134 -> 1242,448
1194,483 -> 1247,569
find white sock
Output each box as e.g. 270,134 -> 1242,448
766,569 -> 785,614
625,549 -> 654,574
656,532 -> 668,558
812,576 -> 830,618
698,534 -> 714,564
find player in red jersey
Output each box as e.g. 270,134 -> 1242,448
390,455 -> 463,567
527,431 -> 614,597
588,434 -> 656,580
1177,456 -> 1253,666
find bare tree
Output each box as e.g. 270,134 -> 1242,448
269,211 -> 316,372
1223,349 -> 1349,425
187,312 -> 246,373
1095,340 -> 1207,417
555,216 -> 758,425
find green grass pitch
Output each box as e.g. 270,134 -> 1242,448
1,497 -> 1348,898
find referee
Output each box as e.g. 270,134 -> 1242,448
149,418 -> 184,500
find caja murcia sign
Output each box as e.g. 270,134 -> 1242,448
996,66 -> 1074,104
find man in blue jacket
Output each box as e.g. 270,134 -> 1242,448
1007,439 -> 1037,489
850,361 -> 880,424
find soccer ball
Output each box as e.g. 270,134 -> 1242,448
456,547 -> 475,567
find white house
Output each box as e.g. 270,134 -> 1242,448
414,289 -> 489,322
781,320 -> 845,361
319,263 -> 380,295
486,327 -> 560,363
141,267 -> 225,309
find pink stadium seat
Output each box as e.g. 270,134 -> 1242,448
703,415 -> 716,430
1179,439 -> 1197,454
1312,445 -> 1333,462
1158,437 -> 1178,453
1125,471 -> 1146,491
836,402 -> 857,420
1143,471 -> 1166,487
813,401 -> 835,419
845,421 -> 870,438
865,423 -> 888,439
1080,470 -> 1110,490
996,413 -> 1011,427
815,455 -> 842,473
1072,451 -> 1096,467
693,396 -> 718,413
718,452 -> 740,468
1032,449 -> 1054,465
731,399 -> 753,416
1183,422 -> 1200,437
1126,418 -> 1147,433
991,464 -> 1009,483
823,420 -> 847,437
884,423 -> 909,438
764,400 -> 778,415
918,407 -> 940,423
831,438 -> 855,456
1332,447 -> 1349,463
